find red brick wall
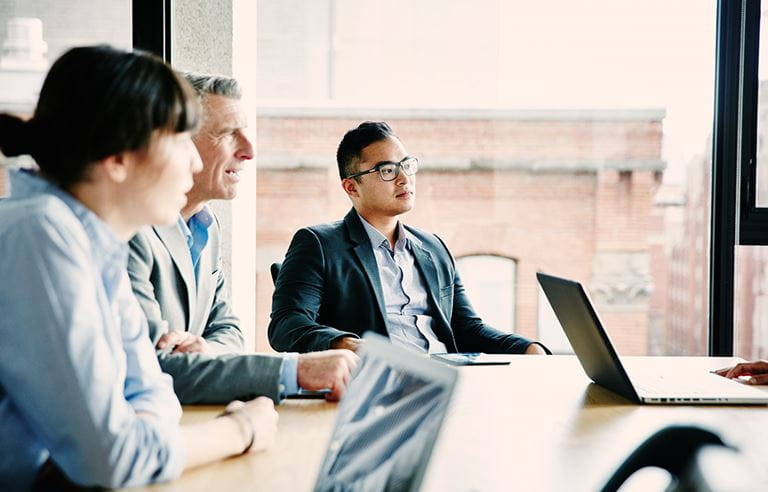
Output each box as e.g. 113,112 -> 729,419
254,112 -> 663,353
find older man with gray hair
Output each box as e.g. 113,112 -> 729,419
128,72 -> 357,404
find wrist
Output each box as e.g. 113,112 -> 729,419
219,406 -> 255,455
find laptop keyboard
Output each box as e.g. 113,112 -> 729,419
633,373 -> 747,398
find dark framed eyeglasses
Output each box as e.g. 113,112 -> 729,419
345,156 -> 419,182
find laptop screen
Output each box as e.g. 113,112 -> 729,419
314,335 -> 458,492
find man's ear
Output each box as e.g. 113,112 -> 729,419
99,152 -> 130,183
341,177 -> 359,198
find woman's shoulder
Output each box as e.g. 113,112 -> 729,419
0,193 -> 88,247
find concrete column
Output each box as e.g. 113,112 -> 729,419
173,0 -> 258,351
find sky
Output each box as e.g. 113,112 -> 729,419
495,0 -> 717,184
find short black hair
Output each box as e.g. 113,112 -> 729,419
336,121 -> 397,180
0,45 -> 199,189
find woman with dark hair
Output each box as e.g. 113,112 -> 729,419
0,45 -> 277,490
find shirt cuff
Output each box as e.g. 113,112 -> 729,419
278,352 -> 300,398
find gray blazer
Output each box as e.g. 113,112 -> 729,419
128,211 -> 284,404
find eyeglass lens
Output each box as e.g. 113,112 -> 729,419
379,158 -> 418,181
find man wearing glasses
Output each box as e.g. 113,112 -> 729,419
269,121 -> 548,355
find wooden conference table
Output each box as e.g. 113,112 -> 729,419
133,356 -> 768,492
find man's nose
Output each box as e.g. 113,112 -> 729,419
236,131 -> 254,161
396,168 -> 413,185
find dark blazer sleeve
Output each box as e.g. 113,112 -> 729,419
434,235 -> 543,354
269,228 -> 359,352
128,230 -> 284,404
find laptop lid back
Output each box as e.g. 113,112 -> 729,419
314,333 -> 458,492
537,272 -> 640,402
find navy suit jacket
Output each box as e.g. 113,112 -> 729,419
269,209 -> 537,354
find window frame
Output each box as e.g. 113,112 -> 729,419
133,0 -> 751,357
132,0 -> 172,62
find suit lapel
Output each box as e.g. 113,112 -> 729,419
154,223 -> 195,331
193,235 -> 214,335
409,235 -> 458,352
410,243 -> 440,305
345,210 -> 388,330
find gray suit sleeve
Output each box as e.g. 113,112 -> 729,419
155,351 -> 284,404
127,230 -> 285,404
127,231 -> 171,347
201,232 -> 245,353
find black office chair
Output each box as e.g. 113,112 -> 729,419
270,262 -> 282,286
601,425 -> 758,492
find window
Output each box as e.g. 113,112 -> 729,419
735,7 -> 768,359
456,255 -> 516,334
253,0 -> 715,355
0,0 -> 131,193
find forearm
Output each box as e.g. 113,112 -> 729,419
268,315 -> 355,352
158,352 -> 284,404
454,322 -> 536,354
181,416 -> 248,470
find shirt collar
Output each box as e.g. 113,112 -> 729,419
178,206 -> 214,247
356,211 -> 420,251
9,169 -> 127,268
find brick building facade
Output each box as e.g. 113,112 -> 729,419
253,107 -> 666,354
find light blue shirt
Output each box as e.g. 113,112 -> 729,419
178,207 -> 299,397
358,214 -> 448,353
178,208 -> 213,280
0,170 -> 185,490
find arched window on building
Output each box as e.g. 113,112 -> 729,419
456,254 -> 516,334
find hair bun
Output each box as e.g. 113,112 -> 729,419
0,113 -> 34,157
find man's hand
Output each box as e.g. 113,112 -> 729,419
713,360 -> 768,384
330,336 -> 363,352
156,331 -> 211,354
524,343 -> 547,355
297,349 -> 360,401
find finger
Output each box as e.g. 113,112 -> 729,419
724,363 -> 750,379
254,396 -> 274,408
347,351 -> 360,368
171,335 -> 205,353
172,341 -> 203,353
326,379 -> 346,402
712,366 -> 733,376
339,348 -> 357,362
746,373 -> 768,385
156,332 -> 184,349
736,361 -> 768,374
225,400 -> 245,412
174,336 -> 204,350
724,361 -> 768,379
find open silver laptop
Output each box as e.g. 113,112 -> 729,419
537,272 -> 768,405
313,333 -> 459,492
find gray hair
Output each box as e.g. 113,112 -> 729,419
181,72 -> 242,99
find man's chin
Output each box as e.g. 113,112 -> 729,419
215,186 -> 238,201
394,202 -> 414,215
